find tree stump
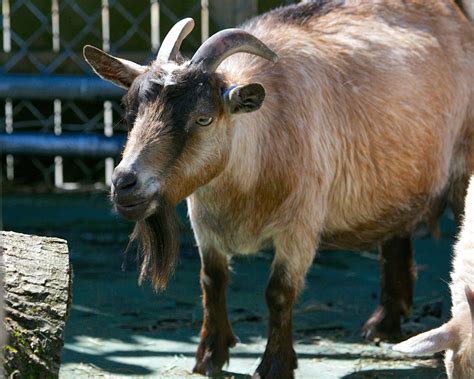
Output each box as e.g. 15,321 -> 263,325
1,231 -> 72,377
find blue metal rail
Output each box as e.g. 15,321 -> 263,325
0,74 -> 125,101
0,133 -> 126,158
0,75 -> 126,160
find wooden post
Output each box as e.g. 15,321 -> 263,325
1,231 -> 71,377
210,0 -> 258,29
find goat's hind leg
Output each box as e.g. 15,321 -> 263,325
448,174 -> 470,225
193,247 -> 237,376
363,174 -> 471,342
363,236 -> 416,341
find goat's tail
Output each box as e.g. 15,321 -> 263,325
455,0 -> 474,23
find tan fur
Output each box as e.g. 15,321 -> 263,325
189,0 -> 474,263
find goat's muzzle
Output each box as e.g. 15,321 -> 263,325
111,167 -> 157,221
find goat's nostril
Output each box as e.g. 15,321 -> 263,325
115,172 -> 138,191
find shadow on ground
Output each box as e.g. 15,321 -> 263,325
2,193 -> 454,378
342,367 -> 447,379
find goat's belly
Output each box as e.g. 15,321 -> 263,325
212,228 -> 273,256
320,227 -> 407,251
320,194 -> 445,250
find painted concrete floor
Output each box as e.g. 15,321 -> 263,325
2,193 -> 453,378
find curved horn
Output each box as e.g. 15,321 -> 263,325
156,18 -> 195,61
190,29 -> 278,73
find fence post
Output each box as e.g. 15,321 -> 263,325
210,0 -> 258,29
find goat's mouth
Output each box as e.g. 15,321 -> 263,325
114,197 -> 155,221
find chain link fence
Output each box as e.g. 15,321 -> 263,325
1,0 -> 295,191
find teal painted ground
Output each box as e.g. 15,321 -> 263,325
2,192 -> 453,378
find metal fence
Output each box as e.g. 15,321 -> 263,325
0,0 -> 294,191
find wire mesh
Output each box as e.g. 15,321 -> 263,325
1,0 -> 296,191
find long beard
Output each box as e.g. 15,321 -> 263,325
130,199 -> 180,291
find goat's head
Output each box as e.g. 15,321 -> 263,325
83,18 -> 277,289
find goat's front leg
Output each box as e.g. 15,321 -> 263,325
363,236 -> 416,341
254,234 -> 316,379
193,247 -> 237,376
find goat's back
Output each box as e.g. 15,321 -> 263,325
212,0 -> 474,248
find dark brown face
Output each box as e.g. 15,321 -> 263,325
111,65 -> 226,221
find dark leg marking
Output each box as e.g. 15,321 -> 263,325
254,265 -> 297,379
363,236 -> 416,341
449,174 -> 470,225
193,249 -> 237,376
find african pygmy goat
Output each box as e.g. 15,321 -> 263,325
394,176 -> 474,379
83,1 -> 474,377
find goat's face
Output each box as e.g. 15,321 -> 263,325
83,18 -> 276,290
112,64 -> 230,221
84,57 -> 266,221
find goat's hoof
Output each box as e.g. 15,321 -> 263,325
363,305 -> 402,342
193,348 -> 227,377
193,355 -> 222,377
253,349 -> 297,379
193,333 -> 238,376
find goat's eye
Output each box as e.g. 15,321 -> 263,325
196,116 -> 213,126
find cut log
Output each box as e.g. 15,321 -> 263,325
1,231 -> 71,377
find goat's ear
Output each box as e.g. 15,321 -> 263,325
223,83 -> 265,114
466,285 -> 474,312
83,45 -> 145,89
393,322 -> 455,355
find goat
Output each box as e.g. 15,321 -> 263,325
83,1 -> 474,377
394,176 -> 474,379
